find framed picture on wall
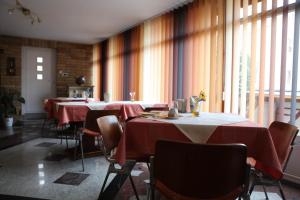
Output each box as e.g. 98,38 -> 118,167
7,57 -> 16,76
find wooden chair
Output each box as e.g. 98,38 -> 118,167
151,140 -> 250,200
249,121 -> 298,200
97,115 -> 139,200
75,109 -> 120,171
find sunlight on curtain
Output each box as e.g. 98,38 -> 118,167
142,13 -> 174,103
92,44 -> 100,99
141,0 -> 224,111
107,35 -> 124,100
100,0 -> 224,110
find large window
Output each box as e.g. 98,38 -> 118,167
225,0 -> 300,126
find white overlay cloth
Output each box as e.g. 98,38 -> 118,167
53,97 -> 94,101
55,101 -> 165,111
152,112 -> 247,143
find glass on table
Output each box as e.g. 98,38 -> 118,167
129,91 -> 136,101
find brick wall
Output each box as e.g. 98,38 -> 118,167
0,35 -> 93,97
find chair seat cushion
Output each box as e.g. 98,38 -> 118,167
82,128 -> 100,137
247,156 -> 283,180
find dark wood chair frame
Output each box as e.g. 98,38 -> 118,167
249,122 -> 299,200
96,115 -> 140,200
149,141 -> 251,200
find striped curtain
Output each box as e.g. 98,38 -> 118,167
99,27 -> 143,101
92,44 -> 101,99
142,13 -> 174,103
225,0 -> 299,126
172,0 -> 224,112
99,0 -> 225,112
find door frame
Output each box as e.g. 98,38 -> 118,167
21,46 -> 56,114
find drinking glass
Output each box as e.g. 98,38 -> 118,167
129,92 -> 136,101
104,92 -> 110,102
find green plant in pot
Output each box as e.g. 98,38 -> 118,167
0,87 -> 25,127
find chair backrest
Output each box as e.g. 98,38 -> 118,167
154,140 -> 249,200
268,121 -> 298,169
84,110 -> 120,132
97,115 -> 123,155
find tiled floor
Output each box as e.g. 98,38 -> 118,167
0,138 -> 111,200
0,118 -> 57,150
0,121 -> 299,200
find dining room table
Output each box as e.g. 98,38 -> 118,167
115,112 -> 283,180
44,97 -> 97,119
53,100 -> 168,158
54,101 -> 168,125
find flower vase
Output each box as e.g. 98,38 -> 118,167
192,101 -> 201,117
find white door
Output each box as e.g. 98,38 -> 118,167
22,47 -> 56,114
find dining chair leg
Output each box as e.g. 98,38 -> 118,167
65,135 -> 69,149
79,133 -> 85,172
278,181 -> 286,200
146,162 -> 150,171
41,118 -> 47,136
249,182 -> 255,195
144,180 -> 150,200
244,194 -> 250,200
74,136 -> 78,160
149,156 -> 155,200
96,137 -> 101,148
60,130 -> 63,144
262,185 -> 269,200
57,125 -> 62,144
73,124 -> 77,139
129,174 -> 140,200
99,170 -> 110,199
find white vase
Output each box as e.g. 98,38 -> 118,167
5,117 -> 13,127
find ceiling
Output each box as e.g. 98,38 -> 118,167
0,0 -> 188,44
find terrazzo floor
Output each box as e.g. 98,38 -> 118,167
0,122 -> 299,200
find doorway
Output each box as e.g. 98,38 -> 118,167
21,47 -> 56,114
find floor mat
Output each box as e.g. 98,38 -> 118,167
54,172 -> 89,186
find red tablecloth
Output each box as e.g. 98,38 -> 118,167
44,98 -> 88,119
115,118 -> 283,180
56,104 -> 90,125
55,103 -> 168,125
105,103 -> 144,122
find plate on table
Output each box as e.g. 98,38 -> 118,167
149,110 -> 163,114
140,112 -> 156,117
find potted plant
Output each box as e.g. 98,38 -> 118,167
0,87 -> 25,127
